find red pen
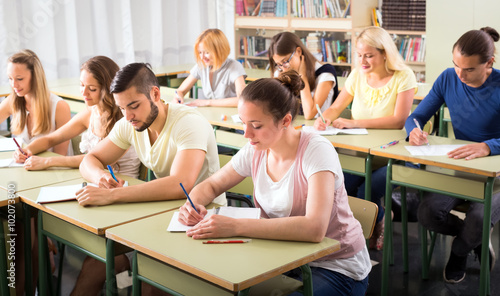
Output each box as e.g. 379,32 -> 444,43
13,138 -> 27,156
203,239 -> 252,244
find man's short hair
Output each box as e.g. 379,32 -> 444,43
110,63 -> 159,100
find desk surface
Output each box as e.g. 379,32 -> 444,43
106,210 -> 340,292
153,64 -> 194,77
17,176 -> 185,235
370,135 -> 500,178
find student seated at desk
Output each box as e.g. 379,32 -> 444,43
314,26 -> 417,250
407,27 -> 500,284
0,49 -> 72,155
72,63 -> 225,295
172,28 -> 246,107
269,31 -> 339,120
13,56 -> 141,178
178,70 -> 370,296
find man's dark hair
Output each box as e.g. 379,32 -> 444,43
110,63 -> 159,100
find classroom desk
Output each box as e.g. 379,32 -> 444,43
106,210 -> 340,295
153,64 -> 194,87
370,136 -> 500,296
16,176 -> 186,296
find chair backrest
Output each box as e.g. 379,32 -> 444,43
218,154 -> 253,197
348,196 -> 378,239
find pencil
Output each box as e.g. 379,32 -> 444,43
316,104 -> 326,124
13,138 -> 27,156
107,165 -> 118,182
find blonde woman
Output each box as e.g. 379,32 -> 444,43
173,28 -> 247,107
13,56 -> 140,178
314,26 -> 417,250
0,49 -> 71,155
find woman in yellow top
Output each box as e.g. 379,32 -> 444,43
314,26 -> 417,250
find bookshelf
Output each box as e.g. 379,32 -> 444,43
234,0 -> 427,82
235,0 -> 378,76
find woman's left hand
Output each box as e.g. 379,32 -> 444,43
23,155 -> 49,171
298,55 -> 307,78
332,118 -> 356,129
186,215 -> 236,239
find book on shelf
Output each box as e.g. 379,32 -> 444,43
260,0 -> 276,16
291,0 -> 350,18
236,0 -> 262,16
397,35 -> 426,63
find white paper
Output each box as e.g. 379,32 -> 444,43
0,158 -> 24,168
36,181 -> 128,204
167,206 -> 261,232
302,126 -> 368,135
231,114 -> 242,123
404,144 -> 466,156
0,138 -> 24,152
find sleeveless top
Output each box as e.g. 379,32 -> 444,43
80,107 -> 141,178
18,93 -> 73,155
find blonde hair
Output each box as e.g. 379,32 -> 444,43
9,49 -> 52,136
194,29 -> 230,70
356,26 -> 408,73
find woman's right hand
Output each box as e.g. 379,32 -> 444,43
13,148 -> 32,163
313,117 -> 332,131
178,201 -> 207,226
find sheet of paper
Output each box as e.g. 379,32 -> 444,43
302,126 -> 368,135
231,114 -> 242,123
36,181 -> 128,204
0,158 -> 24,168
404,144 -> 466,156
167,206 -> 260,232
0,138 -> 24,152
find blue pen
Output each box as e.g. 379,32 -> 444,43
180,183 -> 200,214
175,91 -> 181,103
380,140 -> 399,149
107,165 -> 118,182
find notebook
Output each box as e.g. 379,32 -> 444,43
0,158 -> 24,168
167,206 -> 261,232
302,126 -> 368,135
36,181 -> 128,204
0,138 -> 25,152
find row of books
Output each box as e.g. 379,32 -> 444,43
397,36 -> 426,63
304,33 -> 351,64
291,0 -> 350,18
235,0 -> 261,16
236,0 -> 287,17
239,36 -> 271,57
381,0 -> 426,31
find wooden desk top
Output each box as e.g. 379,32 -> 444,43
17,176 -> 185,235
0,189 -> 17,207
0,151 -> 82,192
153,64 -> 194,77
370,135 -> 500,178
106,210 -> 340,292
323,129 -> 407,153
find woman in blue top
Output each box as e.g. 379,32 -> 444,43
407,26 -> 500,284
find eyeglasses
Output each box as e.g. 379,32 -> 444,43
275,50 -> 296,72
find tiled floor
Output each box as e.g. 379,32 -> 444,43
57,221 -> 500,296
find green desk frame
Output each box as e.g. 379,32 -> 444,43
381,159 -> 497,296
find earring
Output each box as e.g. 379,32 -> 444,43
284,126 -> 288,130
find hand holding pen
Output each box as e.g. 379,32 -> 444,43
410,118 -> 429,146
174,91 -> 183,104
178,183 -> 207,226
12,138 -> 32,163
96,165 -> 124,189
313,104 -> 332,131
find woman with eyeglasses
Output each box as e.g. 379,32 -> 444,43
269,31 -> 339,120
172,28 -> 247,107
314,26 -> 417,251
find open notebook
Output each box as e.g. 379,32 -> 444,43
0,138 -> 25,152
36,181 -> 128,204
0,158 -> 24,168
302,126 -> 368,135
167,206 -> 261,232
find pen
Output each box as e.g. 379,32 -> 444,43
13,138 -> 27,156
203,239 -> 252,244
294,124 -> 305,130
380,140 -> 399,149
175,91 -> 181,103
180,183 -> 199,214
316,104 -> 326,124
413,118 -> 429,145
107,165 -> 118,182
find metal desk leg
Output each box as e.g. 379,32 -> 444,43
106,239 -> 117,296
479,177 -> 494,296
364,154 -> 373,202
23,203 -> 33,296
400,186 -> 409,273
381,159 -> 394,296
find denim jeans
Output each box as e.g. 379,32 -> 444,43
417,178 -> 500,257
285,266 -> 369,296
